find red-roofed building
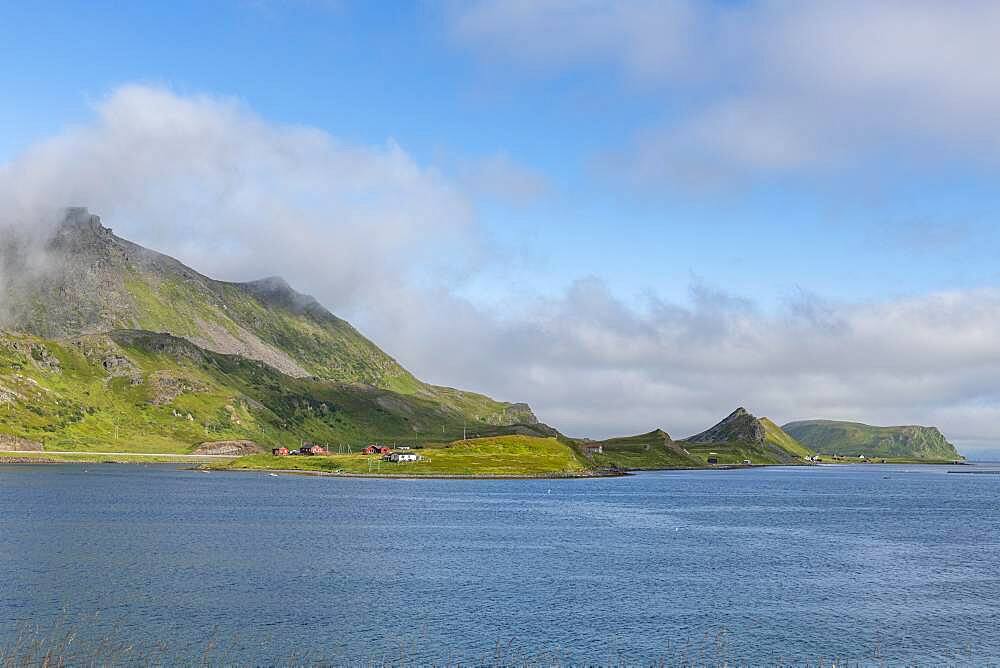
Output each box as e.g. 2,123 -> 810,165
363,445 -> 391,455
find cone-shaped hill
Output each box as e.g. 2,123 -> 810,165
681,407 -> 813,465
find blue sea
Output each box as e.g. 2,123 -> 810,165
2,463 -> 999,665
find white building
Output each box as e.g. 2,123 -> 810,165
386,452 -> 419,462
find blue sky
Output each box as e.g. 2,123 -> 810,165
4,1 -> 1000,454
5,0 -> 1000,305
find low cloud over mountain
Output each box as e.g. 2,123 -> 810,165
3,85 -> 999,456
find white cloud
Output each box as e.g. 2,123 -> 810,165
457,152 -> 550,205
452,0 -> 1000,179
0,85 -> 476,308
453,0 -> 699,81
375,279 -> 1000,457
3,84 -> 1000,458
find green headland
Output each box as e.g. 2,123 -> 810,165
0,210 -> 963,476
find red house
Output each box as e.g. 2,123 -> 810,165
363,445 -> 391,455
300,444 -> 328,456
272,447 -> 290,457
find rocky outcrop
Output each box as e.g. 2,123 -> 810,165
193,440 -> 263,456
0,434 -> 43,451
504,403 -> 539,425
685,407 -> 766,445
148,371 -> 205,405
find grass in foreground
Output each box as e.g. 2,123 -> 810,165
208,435 -> 592,477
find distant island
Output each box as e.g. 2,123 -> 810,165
783,419 -> 962,461
0,209 -> 963,476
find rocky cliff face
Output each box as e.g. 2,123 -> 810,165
685,407 -> 766,445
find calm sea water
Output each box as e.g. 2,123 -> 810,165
2,463 -> 999,665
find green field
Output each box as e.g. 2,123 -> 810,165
813,454 -> 961,465
209,435 -> 593,477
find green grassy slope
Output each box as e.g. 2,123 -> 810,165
580,416 -> 813,470
0,330 -> 540,454
680,409 -> 812,465
782,419 -> 961,459
584,429 -> 702,469
0,210 -> 534,426
684,408 -> 812,464
213,435 -> 591,476
760,417 -> 814,459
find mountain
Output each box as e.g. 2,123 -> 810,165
683,407 -> 812,464
782,419 -> 961,460
0,209 -> 545,452
686,407 -> 765,445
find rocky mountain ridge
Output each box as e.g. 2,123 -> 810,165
0,208 -> 536,428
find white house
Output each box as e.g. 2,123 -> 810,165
386,452 -> 419,462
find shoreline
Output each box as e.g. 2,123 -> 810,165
210,459 -> 973,479
2,455 -> 972,476
201,466 -> 627,480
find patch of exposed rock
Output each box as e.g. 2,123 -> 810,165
0,434 -> 43,451
685,407 -> 766,445
101,354 -> 143,385
193,440 -> 263,456
1,339 -> 62,373
148,371 -> 206,405
188,317 -> 310,379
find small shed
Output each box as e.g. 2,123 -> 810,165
582,444 -> 604,455
707,457 -> 719,465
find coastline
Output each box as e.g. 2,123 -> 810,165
202,467 -> 626,480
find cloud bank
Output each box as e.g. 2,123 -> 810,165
2,85 -> 999,456
453,0 -> 1000,181
0,85 -> 476,309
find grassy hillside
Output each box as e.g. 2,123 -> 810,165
579,419 -> 811,470
0,330 -> 542,454
212,435 -> 591,477
583,429 -> 701,469
760,417 -> 813,459
680,408 -> 812,465
782,419 -> 961,459
0,210 -> 535,427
